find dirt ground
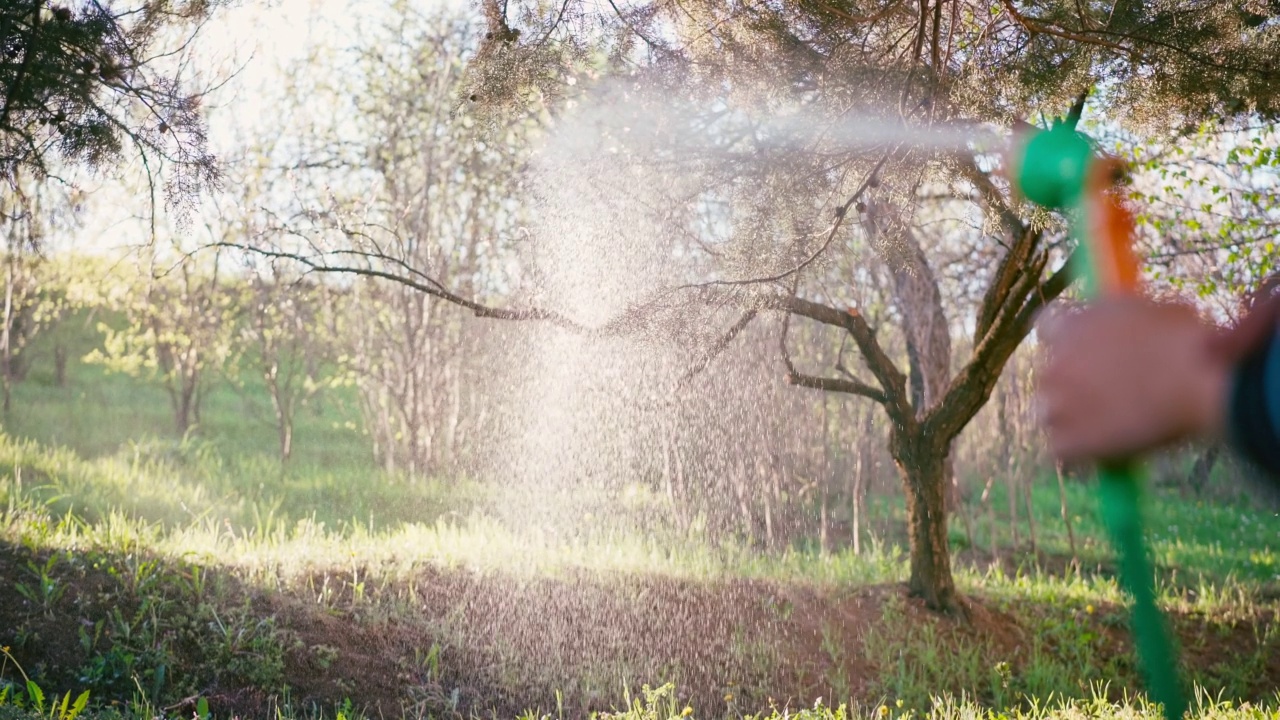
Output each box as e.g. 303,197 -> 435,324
2,541 -> 1279,718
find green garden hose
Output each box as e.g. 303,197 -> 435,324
1011,113 -> 1187,720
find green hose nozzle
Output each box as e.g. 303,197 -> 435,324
1014,120 -> 1093,210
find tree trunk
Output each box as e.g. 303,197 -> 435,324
266,364 -> 294,463
1023,473 -> 1038,558
279,417 -> 294,463
661,422 -> 675,506
1188,445 -> 1220,496
54,343 -> 66,387
1055,462 -> 1078,568
2,249 -> 14,415
674,430 -> 688,533
944,453 -> 974,544
172,361 -> 200,436
819,395 -> 831,555
175,386 -> 194,435
850,403 -> 873,555
733,454 -> 754,544
893,433 -> 961,614
855,448 -> 865,556
763,475 -> 775,549
998,384 -> 1019,548
851,438 -> 865,555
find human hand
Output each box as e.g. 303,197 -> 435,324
1037,298 -> 1232,463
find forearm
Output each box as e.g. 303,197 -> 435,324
1226,295 -> 1280,476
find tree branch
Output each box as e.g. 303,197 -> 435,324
777,287 -> 888,404
1013,249 -> 1076,332
926,249 -> 1075,441
209,241 -> 585,330
785,370 -> 889,402
954,153 -> 1047,341
0,11 -> 39,133
815,0 -> 910,26
219,238 -> 914,415
680,152 -> 890,290
766,293 -> 910,420
997,0 -> 1130,53
674,307 -> 758,391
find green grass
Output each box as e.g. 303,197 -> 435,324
590,683 -> 1280,720
2,684 -> 1278,720
853,470 -> 1280,593
10,312 -> 373,473
4,331 -> 477,534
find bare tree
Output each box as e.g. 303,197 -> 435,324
238,273 -> 336,463
0,171 -> 83,408
86,251 -> 238,435
221,9 -> 534,478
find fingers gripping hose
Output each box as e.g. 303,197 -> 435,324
1010,115 -> 1187,720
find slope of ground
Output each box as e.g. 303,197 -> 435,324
3,533 -> 1280,719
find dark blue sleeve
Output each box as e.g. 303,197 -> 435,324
1230,324 -> 1280,475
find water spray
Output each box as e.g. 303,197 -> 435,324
1009,103 -> 1187,720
